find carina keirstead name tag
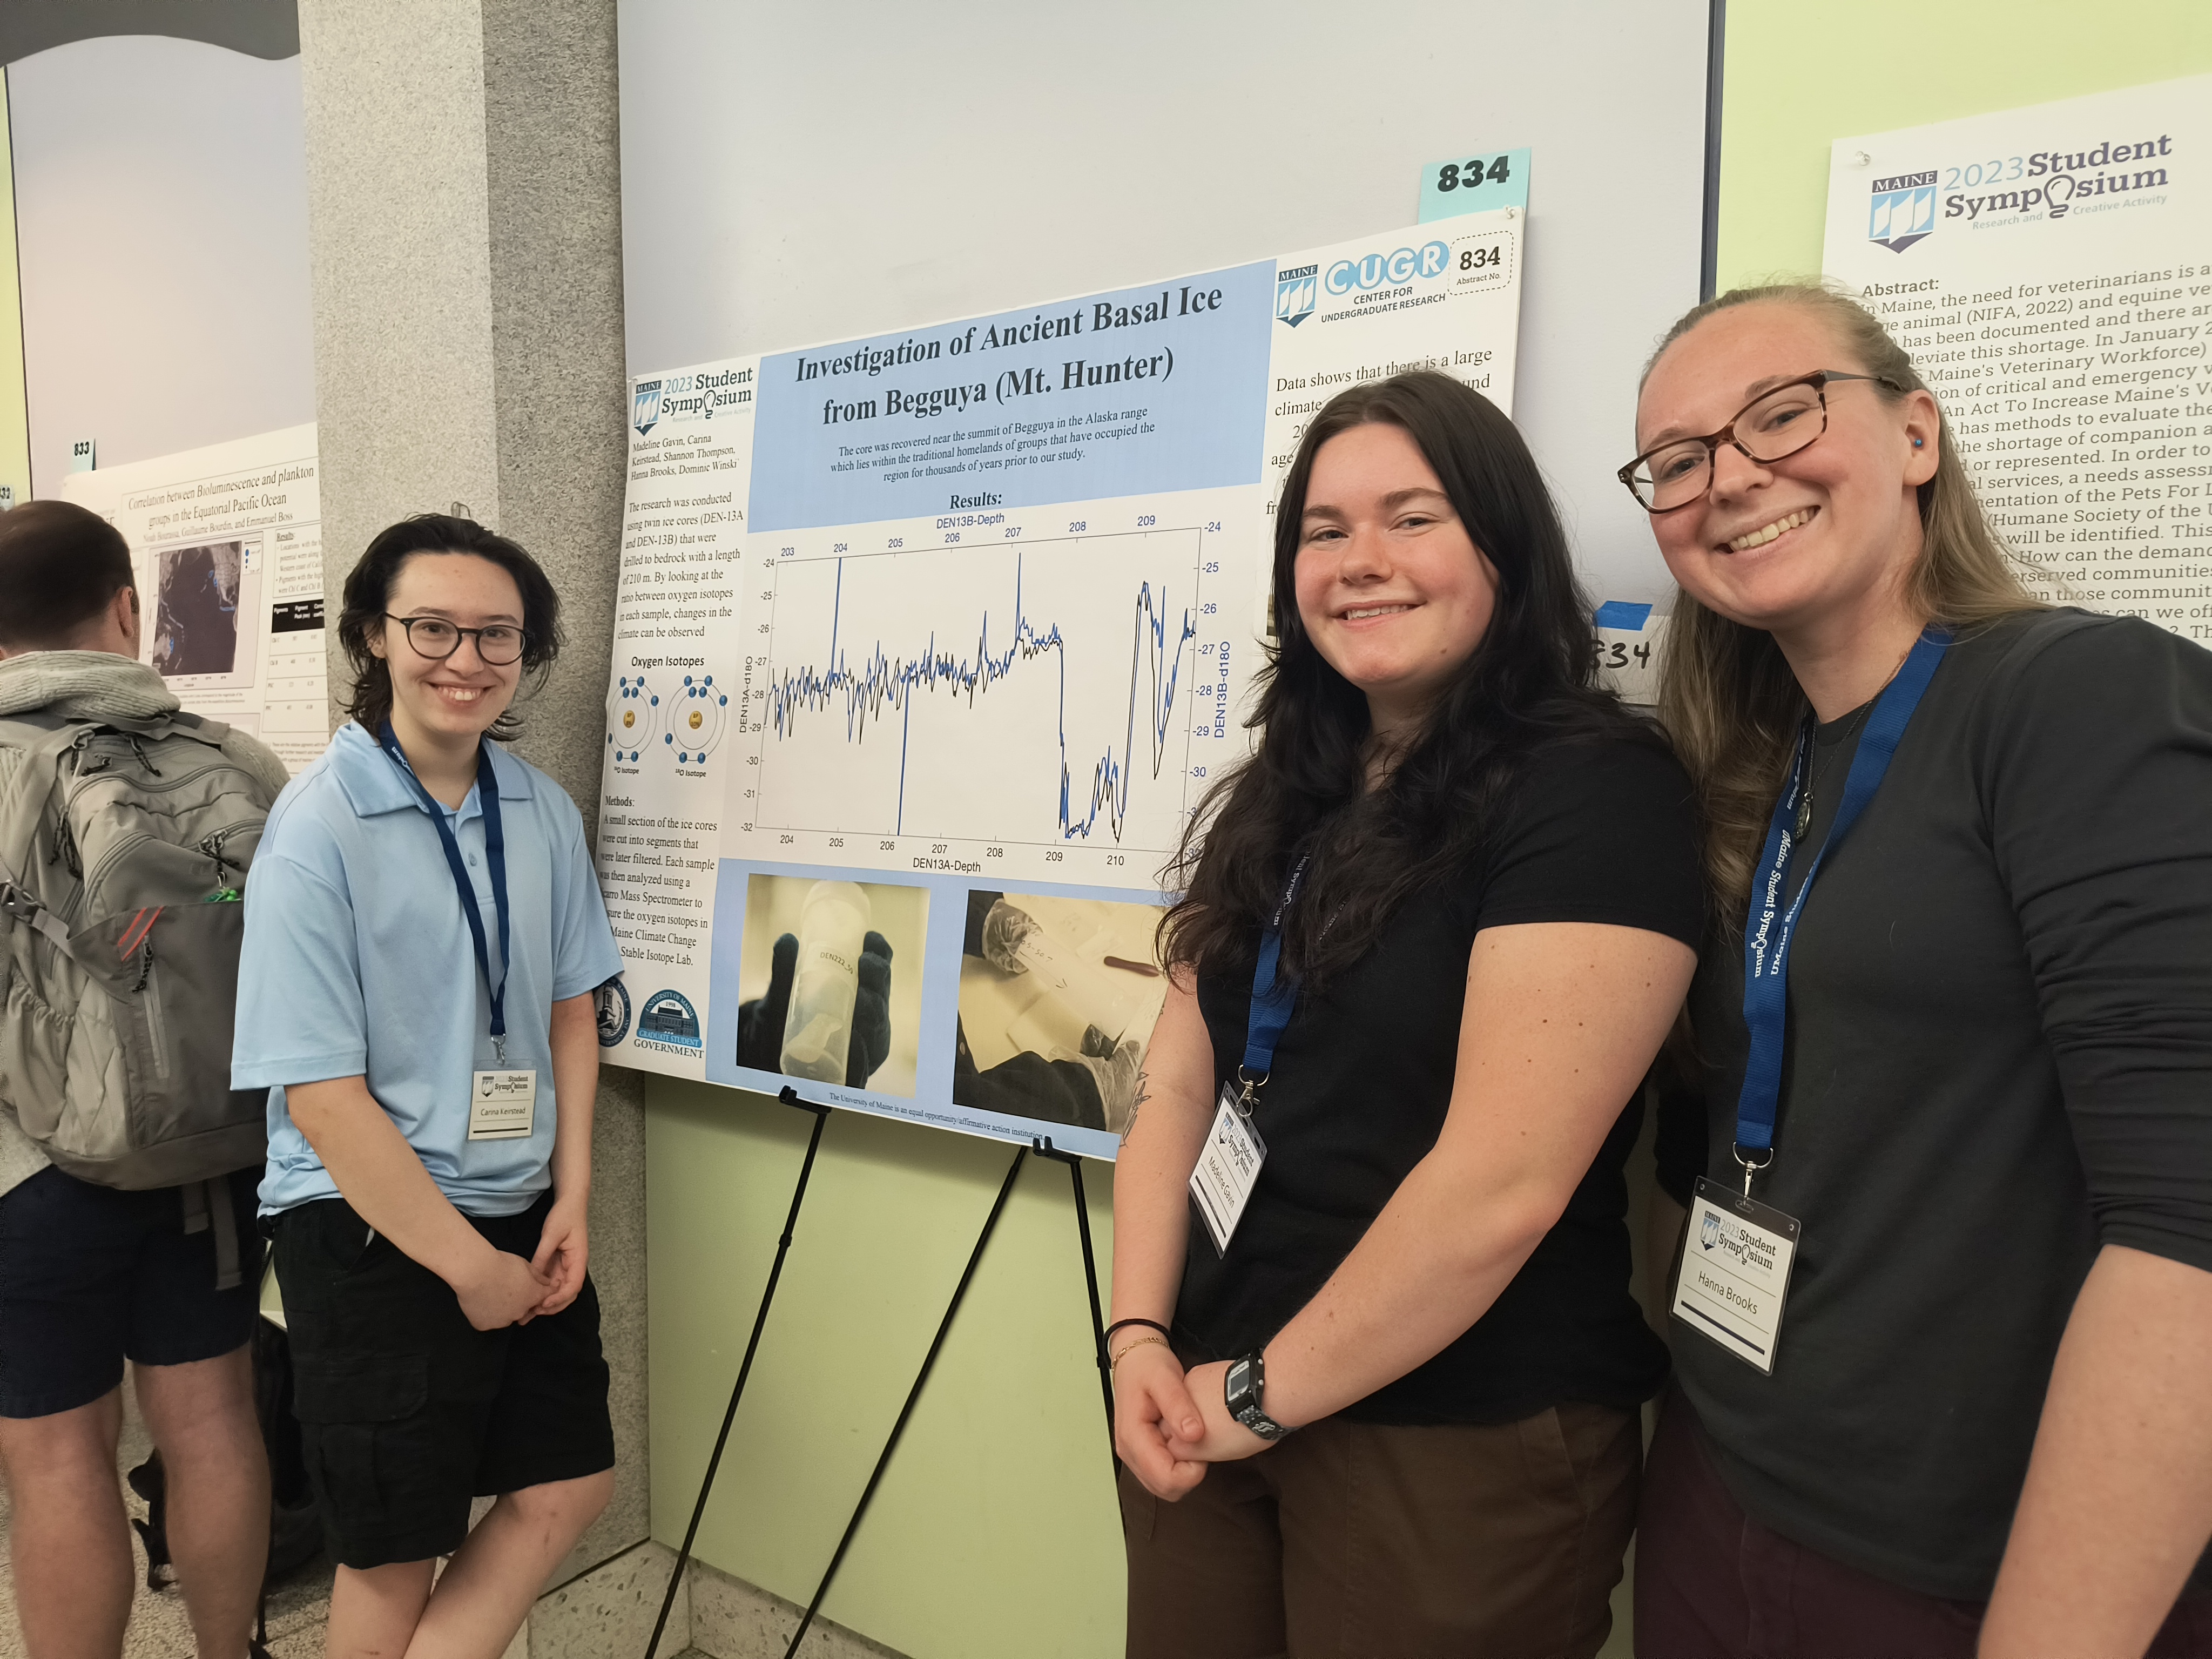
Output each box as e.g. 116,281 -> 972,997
1672,1176 -> 1801,1375
468,1069 -> 538,1141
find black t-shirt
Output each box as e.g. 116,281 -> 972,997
1656,610 -> 2212,1600
1180,732 -> 1704,1425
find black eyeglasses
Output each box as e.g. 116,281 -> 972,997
1617,370 -> 1905,513
384,614 -> 527,665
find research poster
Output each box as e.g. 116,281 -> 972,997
598,206 -> 1525,1158
1824,75 -> 2212,643
57,424 -> 329,770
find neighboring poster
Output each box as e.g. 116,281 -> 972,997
57,424 -> 328,770
1824,76 -> 2212,643
598,206 -> 1526,1158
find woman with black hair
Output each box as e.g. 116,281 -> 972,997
234,517 -> 623,1659
1108,372 -> 1702,1656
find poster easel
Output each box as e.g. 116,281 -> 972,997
643,1088 -> 1115,1659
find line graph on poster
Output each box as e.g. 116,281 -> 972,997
729,510 -> 1250,886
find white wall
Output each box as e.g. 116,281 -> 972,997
617,0 -> 1710,604
11,35 -> 314,498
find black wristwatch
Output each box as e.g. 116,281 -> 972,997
1224,1351 -> 1292,1441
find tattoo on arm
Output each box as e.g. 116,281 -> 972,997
1124,1069 -> 1152,1139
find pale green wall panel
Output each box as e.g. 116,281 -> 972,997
1716,0 -> 2212,293
648,1081 -> 1122,1659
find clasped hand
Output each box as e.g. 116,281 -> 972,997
1112,1347 -> 1273,1501
452,1191 -> 589,1331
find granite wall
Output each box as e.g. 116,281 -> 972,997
295,0 -> 645,1579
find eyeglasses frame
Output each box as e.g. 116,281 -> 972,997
382,612 -> 529,665
1616,370 -> 1907,514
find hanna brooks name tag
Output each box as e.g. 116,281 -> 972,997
469,1069 -> 538,1141
1671,1176 -> 1801,1375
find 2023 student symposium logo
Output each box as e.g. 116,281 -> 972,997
1698,1208 -> 1781,1274
1870,131 -> 2177,254
633,368 -> 756,437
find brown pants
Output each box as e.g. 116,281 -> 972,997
1635,1387 -> 2212,1658
1121,1401 -> 1640,1659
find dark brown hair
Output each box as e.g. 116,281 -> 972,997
1159,370 -> 1656,988
0,500 -> 136,649
338,515 -> 561,740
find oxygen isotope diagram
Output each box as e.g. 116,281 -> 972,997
667,675 -> 730,764
607,675 -> 662,761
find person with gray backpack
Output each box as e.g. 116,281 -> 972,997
0,500 -> 288,1659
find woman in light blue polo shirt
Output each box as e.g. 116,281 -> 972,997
234,515 -> 623,1657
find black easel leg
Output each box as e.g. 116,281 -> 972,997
1063,1154 -> 1116,1466
781,1143 -> 1028,1659
1031,1138 -> 1116,1471
643,1090 -> 833,1659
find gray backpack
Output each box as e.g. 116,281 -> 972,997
0,711 -> 275,1256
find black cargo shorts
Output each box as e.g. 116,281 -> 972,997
269,1190 -> 612,1568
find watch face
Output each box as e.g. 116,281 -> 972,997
1226,1358 -> 1252,1398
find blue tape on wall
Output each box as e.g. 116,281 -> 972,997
1594,599 -> 1654,630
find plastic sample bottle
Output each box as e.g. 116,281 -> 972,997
780,881 -> 872,1083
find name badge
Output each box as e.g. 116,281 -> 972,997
1671,1175 -> 1801,1375
1189,1081 -> 1266,1257
469,1069 -> 538,1141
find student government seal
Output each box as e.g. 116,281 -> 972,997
637,988 -> 703,1051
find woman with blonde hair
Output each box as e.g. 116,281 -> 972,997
1627,284 -> 2212,1656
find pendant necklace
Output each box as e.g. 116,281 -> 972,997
1796,702 -> 1872,839
1795,634 -> 1922,840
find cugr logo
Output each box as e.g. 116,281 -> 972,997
1324,241 -> 1452,296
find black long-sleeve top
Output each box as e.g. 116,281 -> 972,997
1656,608 -> 2212,1600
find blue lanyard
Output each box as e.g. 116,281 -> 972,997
376,722 -> 514,1058
1734,629 -> 1950,1170
1242,855 -> 1309,1084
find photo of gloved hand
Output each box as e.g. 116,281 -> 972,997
1074,1023 -> 1143,1130
734,928 -> 895,1087
977,895 -> 1038,974
953,1019 -> 1139,1135
951,889 -> 1167,1136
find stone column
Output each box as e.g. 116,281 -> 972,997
297,0 -> 646,1582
